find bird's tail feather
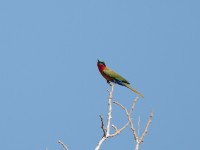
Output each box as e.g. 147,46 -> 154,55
123,83 -> 144,98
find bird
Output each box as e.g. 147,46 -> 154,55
97,59 -> 144,98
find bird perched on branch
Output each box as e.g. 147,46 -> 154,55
97,60 -> 144,98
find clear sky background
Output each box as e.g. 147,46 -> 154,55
0,0 -> 199,150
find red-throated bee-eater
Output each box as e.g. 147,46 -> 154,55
97,60 -> 144,98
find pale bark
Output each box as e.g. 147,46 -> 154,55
114,98 -> 154,150
95,84 -> 129,150
58,140 -> 69,150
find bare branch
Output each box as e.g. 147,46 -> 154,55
96,84 -> 153,150
95,84 -> 128,150
95,137 -> 106,150
138,116 -> 140,137
106,83 -> 114,136
113,101 -> 127,111
129,97 -> 139,114
58,140 -> 68,150
114,97 -> 154,150
139,112 -> 154,143
99,115 -> 106,137
135,143 -> 139,150
109,122 -> 129,137
111,124 -> 118,131
113,100 -> 138,141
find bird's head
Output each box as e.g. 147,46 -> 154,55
97,59 -> 106,67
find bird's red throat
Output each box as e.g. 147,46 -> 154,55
97,64 -> 106,73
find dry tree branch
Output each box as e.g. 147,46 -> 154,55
113,98 -> 154,150
113,98 -> 138,141
99,115 -> 106,137
106,84 -> 113,137
129,97 -> 139,141
109,122 -> 129,137
95,84 -> 129,150
139,112 -> 154,143
138,116 -> 140,137
58,140 -> 69,150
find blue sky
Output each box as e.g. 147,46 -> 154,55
0,0 -> 200,149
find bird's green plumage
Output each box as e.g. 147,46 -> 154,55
102,68 -> 130,84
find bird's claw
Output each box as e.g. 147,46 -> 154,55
107,81 -> 113,86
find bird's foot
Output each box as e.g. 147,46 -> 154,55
107,81 -> 114,86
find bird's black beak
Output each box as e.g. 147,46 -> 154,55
97,59 -> 106,66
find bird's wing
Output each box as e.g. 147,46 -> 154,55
103,68 -> 130,84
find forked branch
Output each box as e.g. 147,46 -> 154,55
114,98 -> 153,150
95,84 -> 129,150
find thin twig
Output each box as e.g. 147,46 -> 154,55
129,97 -> 139,115
139,112 -> 154,143
99,115 -> 106,137
58,140 -> 68,150
129,98 -> 139,142
109,122 -> 129,137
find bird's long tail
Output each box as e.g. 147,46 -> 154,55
123,83 -> 144,98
